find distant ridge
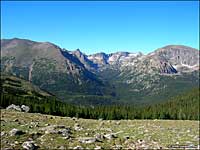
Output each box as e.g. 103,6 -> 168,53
1,38 -> 199,105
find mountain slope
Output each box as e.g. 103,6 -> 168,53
94,45 -> 199,104
0,74 -> 55,101
1,38 -> 114,101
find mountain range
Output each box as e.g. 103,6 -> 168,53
1,38 -> 199,105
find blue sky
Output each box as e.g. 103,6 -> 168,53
1,1 -> 199,54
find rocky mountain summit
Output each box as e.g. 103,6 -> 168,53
86,45 -> 199,74
1,38 -> 199,105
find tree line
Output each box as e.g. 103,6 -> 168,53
0,88 -> 199,120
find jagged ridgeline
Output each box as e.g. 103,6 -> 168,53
1,75 -> 199,120
1,38 -> 199,105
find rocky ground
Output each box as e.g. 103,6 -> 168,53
1,109 -> 199,149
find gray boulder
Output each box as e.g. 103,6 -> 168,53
94,146 -> 102,150
95,133 -> 105,141
40,125 -> 71,136
73,145 -> 83,150
104,133 -> 117,140
9,128 -> 24,136
74,123 -> 83,131
22,141 -> 37,150
21,105 -> 30,112
58,128 -> 71,138
78,137 -> 97,144
6,104 -> 22,111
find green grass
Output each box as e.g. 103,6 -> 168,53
1,110 -> 199,149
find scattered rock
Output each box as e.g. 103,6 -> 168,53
9,128 -> 24,136
115,121 -> 120,125
95,133 -> 105,141
22,141 -> 38,150
99,122 -> 104,127
72,117 -> 78,121
40,125 -> 71,137
30,122 -> 39,128
21,105 -> 30,112
45,128 -> 58,134
13,119 -> 19,122
112,144 -> 123,149
1,131 -> 5,136
74,123 -> 83,131
79,137 -> 97,144
104,133 -> 117,140
73,145 -> 83,150
137,139 -> 145,144
58,146 -> 65,150
6,104 -> 22,111
94,146 -> 102,150
58,128 -> 71,138
98,118 -> 103,121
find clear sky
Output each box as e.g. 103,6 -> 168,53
1,1 -> 199,54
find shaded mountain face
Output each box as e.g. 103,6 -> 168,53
87,52 -> 109,67
68,49 -> 98,70
1,38 -> 199,105
1,74 -> 53,99
1,38 -> 111,100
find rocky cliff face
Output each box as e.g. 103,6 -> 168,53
69,49 -> 98,70
87,45 -> 199,74
87,52 -> 109,67
153,45 -> 199,72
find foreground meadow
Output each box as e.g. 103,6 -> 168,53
1,109 -> 199,149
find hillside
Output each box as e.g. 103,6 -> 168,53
1,38 -> 114,102
1,74 -> 54,100
1,109 -> 199,149
1,74 -> 199,120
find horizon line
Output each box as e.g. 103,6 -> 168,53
1,37 -> 199,55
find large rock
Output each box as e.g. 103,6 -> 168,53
94,146 -> 102,150
21,105 -> 30,112
9,128 -> 24,136
58,128 -> 71,138
22,141 -> 37,150
74,123 -> 83,131
40,125 -> 71,136
78,137 -> 97,144
6,104 -> 22,111
73,145 -> 83,150
95,133 -> 105,141
104,133 -> 117,140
